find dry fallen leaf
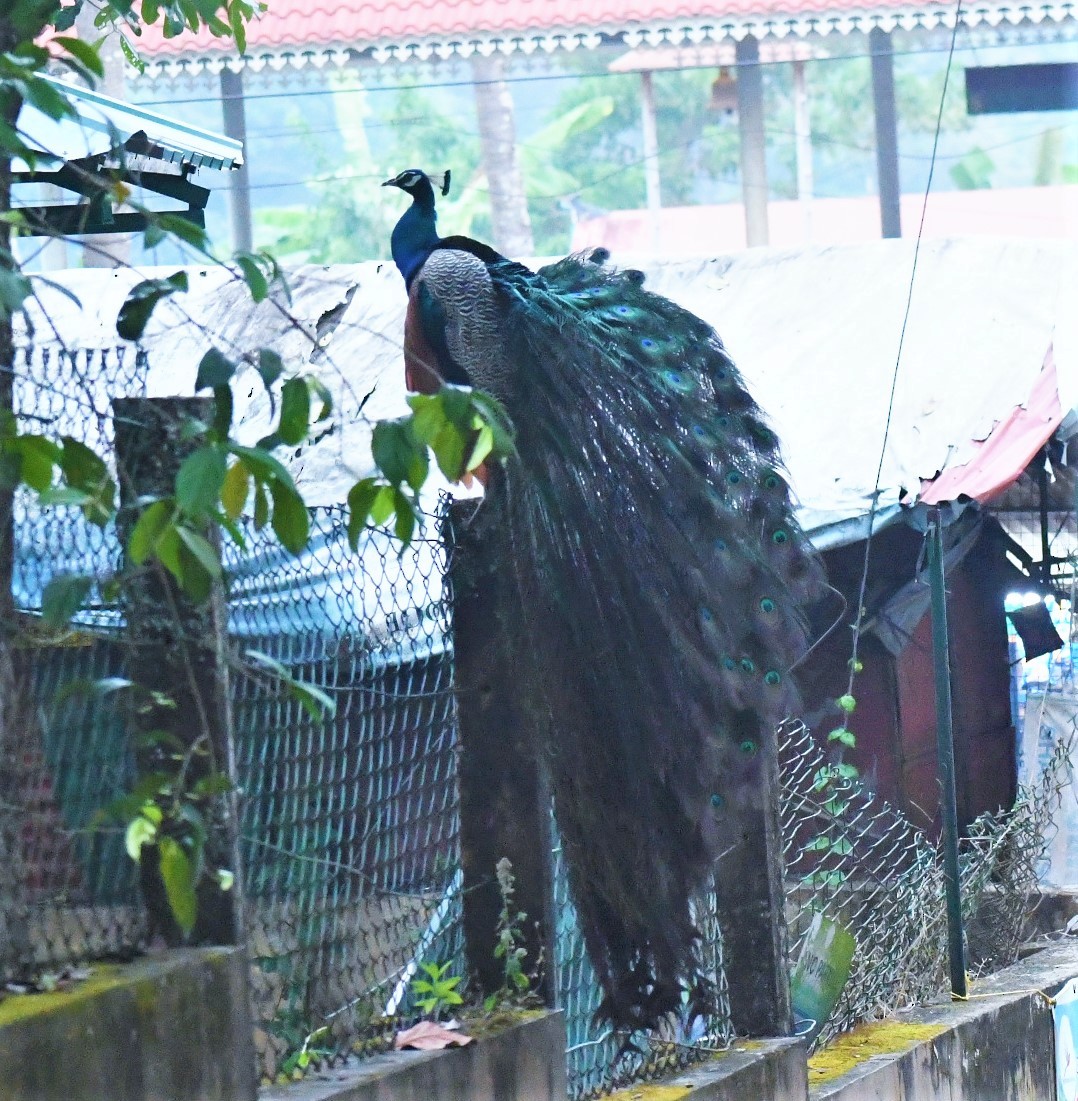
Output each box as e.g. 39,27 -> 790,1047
393,1021 -> 474,1051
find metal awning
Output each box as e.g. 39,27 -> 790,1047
13,75 -> 242,237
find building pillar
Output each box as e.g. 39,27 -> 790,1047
736,36 -> 770,247
220,67 -> 253,254
870,28 -> 902,238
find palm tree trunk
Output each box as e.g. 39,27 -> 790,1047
470,54 -> 534,258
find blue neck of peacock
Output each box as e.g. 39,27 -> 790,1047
391,179 -> 440,288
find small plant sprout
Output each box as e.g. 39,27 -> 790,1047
411,961 -> 464,1019
483,857 -> 533,1013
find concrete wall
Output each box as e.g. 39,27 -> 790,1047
0,947 -> 256,1101
810,938 -> 1078,1100
262,1010 -> 567,1101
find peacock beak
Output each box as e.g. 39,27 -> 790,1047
382,178 -> 397,188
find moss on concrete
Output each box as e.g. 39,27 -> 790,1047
807,1020 -> 948,1085
0,964 -> 118,1025
604,1085 -> 695,1100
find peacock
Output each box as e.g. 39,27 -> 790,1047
384,167 -> 822,1033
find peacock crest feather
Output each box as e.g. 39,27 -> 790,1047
385,169 -> 823,1033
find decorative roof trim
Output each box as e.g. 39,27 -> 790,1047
137,2 -> 1075,79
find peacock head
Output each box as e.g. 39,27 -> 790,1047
382,168 -> 451,198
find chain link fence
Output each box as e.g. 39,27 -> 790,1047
779,719 -> 1069,1050
2,338 -> 1072,1092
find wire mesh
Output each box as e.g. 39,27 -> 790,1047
225,507 -> 464,1081
4,337 -> 1071,1092
3,341 -> 465,1081
2,344 -> 148,985
554,826 -> 733,1100
779,718 -> 1069,1050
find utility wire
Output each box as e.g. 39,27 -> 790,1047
844,0 -> 966,697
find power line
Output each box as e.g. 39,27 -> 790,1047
845,0 -> 967,691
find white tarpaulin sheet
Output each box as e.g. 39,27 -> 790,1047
17,237 -> 1078,548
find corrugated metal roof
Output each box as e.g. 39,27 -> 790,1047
16,74 -> 242,172
130,0 -> 1075,71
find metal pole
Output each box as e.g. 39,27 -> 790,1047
1037,446 -> 1052,588
926,509 -> 967,998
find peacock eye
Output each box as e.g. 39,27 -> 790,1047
740,657 -> 755,674
710,793 -> 724,808
759,598 -> 775,613
739,739 -> 758,756
772,529 -> 789,545
727,470 -> 741,485
765,670 -> 782,686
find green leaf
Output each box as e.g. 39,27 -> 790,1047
269,479 -> 309,554
125,814 -> 159,861
158,837 -> 197,935
53,35 -> 106,78
221,460 -> 250,520
245,650 -> 336,720
289,680 -> 337,722
18,73 -> 77,121
369,484 -> 395,526
212,385 -> 233,439
176,447 -> 226,515
116,272 -> 188,340
309,377 -> 333,422
256,348 -> 283,390
175,526 -> 222,578
153,213 -> 210,252
431,423 -> 466,482
228,443 -> 295,491
235,252 -> 269,302
466,423 -> 495,472
9,434 -> 61,491
38,486 -> 91,507
42,574 -> 93,626
252,481 -> 269,530
372,419 -> 427,491
195,348 -> 235,391
393,488 -> 416,545
154,524 -> 184,584
0,268 -> 33,318
277,377 -> 311,445
144,222 -> 167,249
128,499 -> 173,565
827,727 -> 857,748
346,478 -> 380,548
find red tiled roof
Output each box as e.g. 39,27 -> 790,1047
132,0 -> 971,57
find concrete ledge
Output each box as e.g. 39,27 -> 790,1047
0,947 -> 256,1101
810,938 -> 1078,1100
606,1037 -> 808,1101
262,1009 -> 566,1101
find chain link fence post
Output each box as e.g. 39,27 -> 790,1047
114,396 -> 246,947
448,496 -> 556,1006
